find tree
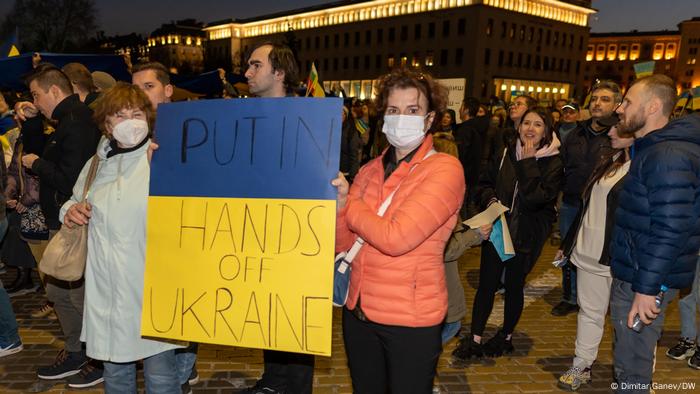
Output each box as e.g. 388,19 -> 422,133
0,0 -> 98,53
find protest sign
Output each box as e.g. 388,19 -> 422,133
141,97 -> 343,357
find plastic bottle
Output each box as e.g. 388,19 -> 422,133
631,285 -> 668,332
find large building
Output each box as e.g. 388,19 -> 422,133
204,0 -> 596,104
583,17 -> 700,94
147,19 -> 206,74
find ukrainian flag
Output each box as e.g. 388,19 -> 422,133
0,30 -> 20,57
633,61 -> 656,79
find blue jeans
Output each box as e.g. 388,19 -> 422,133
559,201 -> 579,305
679,257 -> 700,341
610,279 -> 678,394
175,342 -> 197,384
0,218 -> 18,347
103,349 -> 178,394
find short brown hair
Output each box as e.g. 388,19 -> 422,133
131,61 -> 171,86
374,68 -> 447,131
62,63 -> 96,93
633,74 -> 677,117
92,82 -> 155,137
25,65 -> 73,96
249,42 -> 299,92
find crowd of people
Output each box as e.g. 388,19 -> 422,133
0,40 -> 699,394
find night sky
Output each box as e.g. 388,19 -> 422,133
0,0 -> 697,36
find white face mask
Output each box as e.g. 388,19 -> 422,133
112,118 -> 149,148
382,114 -> 427,151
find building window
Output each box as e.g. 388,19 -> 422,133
596,44 -> 605,61
576,61 -> 581,73
586,45 -> 594,61
458,18 -> 466,35
375,54 -> 382,69
323,58 -> 328,71
559,58 -> 564,72
344,33 -> 349,46
570,34 -> 575,48
429,22 -> 436,38
546,30 -> 551,45
343,57 -> 348,70
502,22 -> 507,38
579,36 -> 583,50
537,28 -> 543,44
554,31 -> 559,46
507,51 -> 513,67
377,28 -> 383,44
334,34 -> 339,47
415,24 -> 422,40
519,26 -> 525,41
561,33 -> 567,47
630,43 -> 640,60
305,38 -> 311,49
401,25 -> 408,41
486,19 -> 493,36
411,53 -> 421,68
440,49 -> 448,66
607,44 -> 617,61
365,30 -> 372,45
484,48 -> 491,66
517,53 -> 523,67
389,27 -> 395,42
400,53 -> 407,67
535,55 -> 541,69
443,21 -> 450,37
388,55 -> 395,68
526,54 -> 532,68
456,48 -> 464,65
653,43 -> 664,60
665,43 -> 676,59
566,59 -> 571,72
324,35 -> 329,49
364,55 -> 370,70
619,44 -> 628,60
315,36 -> 320,49
426,51 -> 434,67
510,23 -> 515,39
498,50 -> 504,66
529,27 -> 534,42
353,56 -> 359,68
687,69 -> 695,76
355,32 -> 360,46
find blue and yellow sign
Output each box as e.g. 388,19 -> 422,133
141,98 -> 343,356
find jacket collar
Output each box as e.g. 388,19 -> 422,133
51,94 -> 81,121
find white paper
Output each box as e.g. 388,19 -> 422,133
463,201 -> 509,228
500,213 -> 515,254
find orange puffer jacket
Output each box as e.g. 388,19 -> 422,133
336,135 -> 465,327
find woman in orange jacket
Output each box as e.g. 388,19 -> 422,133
332,69 -> 465,393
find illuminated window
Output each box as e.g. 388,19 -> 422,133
630,44 -> 640,61
607,44 -> 617,61
652,43 -> 664,60
400,55 -> 408,67
665,43 -> 676,60
618,44 -> 628,61
596,44 -> 605,61
425,52 -> 434,66
388,56 -> 395,68
412,55 -> 421,68
586,45 -> 594,61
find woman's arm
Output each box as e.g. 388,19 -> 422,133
514,156 -> 563,208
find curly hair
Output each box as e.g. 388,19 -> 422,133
374,68 -> 447,131
92,82 -> 155,138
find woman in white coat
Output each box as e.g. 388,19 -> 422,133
61,83 -> 181,393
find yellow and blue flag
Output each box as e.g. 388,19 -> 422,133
0,30 -> 20,58
633,61 -> 656,79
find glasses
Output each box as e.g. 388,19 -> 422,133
510,101 -> 527,108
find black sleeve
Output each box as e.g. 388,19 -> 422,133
514,156 -> 563,209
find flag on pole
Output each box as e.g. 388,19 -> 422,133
691,86 -> 700,110
633,61 -> 656,79
676,90 -> 689,109
305,62 -> 325,97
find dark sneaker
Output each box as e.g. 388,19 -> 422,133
237,381 -> 283,394
551,301 -> 579,316
182,381 -> 193,394
451,335 -> 483,361
483,330 -> 514,357
688,347 -> 700,370
0,341 -> 23,358
66,361 -> 104,388
188,366 -> 199,385
557,365 -> 592,391
7,281 -> 39,297
37,350 -> 87,380
666,338 -> 696,360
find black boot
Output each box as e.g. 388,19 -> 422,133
483,330 -> 514,357
452,334 -> 484,361
7,267 -> 36,297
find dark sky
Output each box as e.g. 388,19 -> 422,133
0,0 -> 697,36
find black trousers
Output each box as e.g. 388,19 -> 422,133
470,241 -> 535,337
261,350 -> 314,393
342,307 -> 442,394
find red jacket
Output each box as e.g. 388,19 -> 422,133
336,135 -> 465,327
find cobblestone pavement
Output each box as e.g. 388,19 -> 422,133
2,241 -> 699,393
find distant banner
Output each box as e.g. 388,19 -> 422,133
633,61 -> 656,79
439,78 -> 466,115
141,98 -> 343,356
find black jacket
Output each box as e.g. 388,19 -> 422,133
477,135 -> 563,255
561,119 -> 614,204
561,156 -> 628,266
31,94 -> 101,229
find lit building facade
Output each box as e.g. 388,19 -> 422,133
583,17 -> 700,94
204,0 -> 595,104
148,19 -> 206,74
